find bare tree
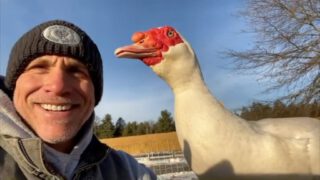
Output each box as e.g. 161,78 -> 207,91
226,0 -> 320,103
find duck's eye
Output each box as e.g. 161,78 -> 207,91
167,30 -> 175,38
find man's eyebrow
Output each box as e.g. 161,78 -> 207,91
65,61 -> 91,75
68,61 -> 88,69
25,58 -> 51,68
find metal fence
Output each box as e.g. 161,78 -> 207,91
102,133 -> 198,179
135,151 -> 192,175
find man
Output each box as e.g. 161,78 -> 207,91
0,20 -> 156,179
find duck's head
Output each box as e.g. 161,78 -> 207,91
115,26 -> 201,89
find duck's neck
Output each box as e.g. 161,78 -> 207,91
170,67 -> 255,143
172,69 -> 231,121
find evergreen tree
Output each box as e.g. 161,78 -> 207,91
93,121 -> 100,136
240,102 -> 272,121
113,117 -> 126,137
136,122 -> 152,135
310,102 -> 320,118
95,114 -> 115,138
155,110 -> 175,133
123,121 -> 138,136
272,100 -> 287,118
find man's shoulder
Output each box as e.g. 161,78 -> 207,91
83,136 -> 156,180
82,136 -> 135,166
88,137 -> 140,168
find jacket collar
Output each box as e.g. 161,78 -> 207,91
77,136 -> 109,169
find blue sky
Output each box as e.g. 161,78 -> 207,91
0,0 -> 278,122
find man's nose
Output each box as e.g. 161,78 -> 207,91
44,68 -> 71,95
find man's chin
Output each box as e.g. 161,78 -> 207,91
39,129 -> 78,145
43,136 -> 73,145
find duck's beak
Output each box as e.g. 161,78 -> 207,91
114,44 -> 157,60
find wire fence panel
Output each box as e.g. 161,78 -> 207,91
101,132 -> 198,179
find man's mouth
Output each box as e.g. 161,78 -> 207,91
40,104 -> 72,111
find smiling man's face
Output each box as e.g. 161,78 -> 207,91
13,55 -> 95,151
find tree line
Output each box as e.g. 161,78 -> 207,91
237,100 -> 320,121
94,110 -> 175,139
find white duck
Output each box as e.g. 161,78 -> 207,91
115,26 -> 320,179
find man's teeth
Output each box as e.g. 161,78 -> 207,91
40,104 -> 72,111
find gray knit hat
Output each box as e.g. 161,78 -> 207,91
5,20 -> 103,105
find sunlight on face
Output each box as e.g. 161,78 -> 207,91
13,55 -> 95,146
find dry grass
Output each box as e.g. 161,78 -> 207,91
100,132 -> 181,156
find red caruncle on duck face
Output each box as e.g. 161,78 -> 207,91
115,26 -> 184,66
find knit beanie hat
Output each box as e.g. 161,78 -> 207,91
5,20 -> 103,105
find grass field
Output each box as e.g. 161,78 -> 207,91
100,132 -> 181,156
